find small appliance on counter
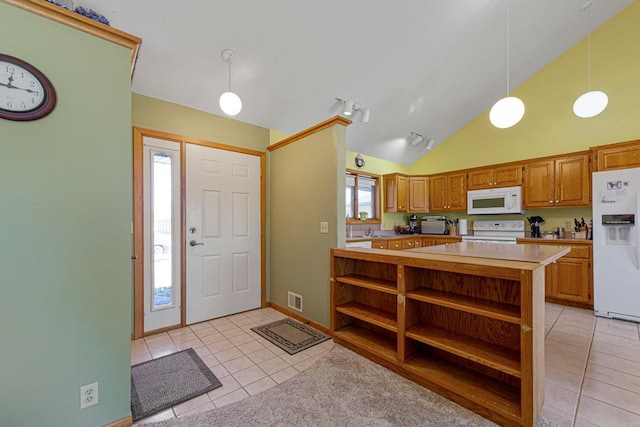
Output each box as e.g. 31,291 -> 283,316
458,219 -> 468,235
421,216 -> 447,235
408,214 -> 418,233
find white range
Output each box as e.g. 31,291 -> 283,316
461,220 -> 526,244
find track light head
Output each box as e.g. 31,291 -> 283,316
343,100 -> 354,115
410,132 -> 423,146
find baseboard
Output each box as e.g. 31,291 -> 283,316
267,302 -> 330,335
104,415 -> 132,427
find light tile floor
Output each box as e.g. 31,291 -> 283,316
132,303 -> 640,426
132,308 -> 335,425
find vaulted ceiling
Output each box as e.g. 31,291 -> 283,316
79,0 -> 635,165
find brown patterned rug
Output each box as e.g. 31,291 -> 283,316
130,348 -> 222,421
251,318 -> 331,354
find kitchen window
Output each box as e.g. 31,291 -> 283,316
346,170 -> 380,223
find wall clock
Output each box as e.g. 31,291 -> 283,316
354,154 -> 365,168
0,53 -> 56,121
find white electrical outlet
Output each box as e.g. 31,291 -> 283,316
564,221 -> 571,229
80,382 -> 99,409
320,222 -> 329,234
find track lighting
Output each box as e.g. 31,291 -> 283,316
336,98 -> 371,123
409,132 -> 435,150
219,49 -> 242,116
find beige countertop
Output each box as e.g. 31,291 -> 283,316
517,237 -> 592,245
407,241 -> 570,265
346,233 -> 455,242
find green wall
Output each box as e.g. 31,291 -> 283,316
270,125 -> 347,327
408,1 -> 640,175
132,93 -> 270,152
0,4 -> 133,426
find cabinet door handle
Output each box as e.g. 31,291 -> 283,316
556,200 -> 559,203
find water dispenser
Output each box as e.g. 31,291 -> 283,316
602,214 -> 635,246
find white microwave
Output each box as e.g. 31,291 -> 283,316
467,186 -> 525,215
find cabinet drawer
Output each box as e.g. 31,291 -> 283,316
371,240 -> 388,249
565,246 -> 590,259
388,240 -> 403,250
402,239 -> 416,249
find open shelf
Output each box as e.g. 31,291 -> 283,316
406,288 -> 521,324
335,274 -> 397,294
405,323 -> 521,377
335,302 -> 397,332
333,325 -> 398,361
404,352 -> 522,425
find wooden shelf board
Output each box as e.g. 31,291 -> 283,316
336,302 -> 397,332
406,288 -> 521,324
335,274 -> 397,294
405,324 -> 521,377
405,353 -> 522,424
333,325 -> 397,362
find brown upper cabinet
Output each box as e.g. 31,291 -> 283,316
408,176 -> 429,213
467,163 -> 522,190
429,172 -> 467,212
523,152 -> 591,208
383,173 -> 408,212
592,139 -> 640,171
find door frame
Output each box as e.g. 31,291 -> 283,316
132,127 -> 267,339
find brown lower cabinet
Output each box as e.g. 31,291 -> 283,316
517,239 -> 593,308
370,235 -> 461,250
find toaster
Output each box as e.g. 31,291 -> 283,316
421,216 -> 447,235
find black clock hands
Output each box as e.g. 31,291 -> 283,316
0,80 -> 37,93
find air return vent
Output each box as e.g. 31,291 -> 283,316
288,291 -> 303,312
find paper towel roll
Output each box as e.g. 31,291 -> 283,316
459,219 -> 468,235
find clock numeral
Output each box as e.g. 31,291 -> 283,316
29,80 -> 36,87
6,101 -> 13,108
20,102 -> 26,109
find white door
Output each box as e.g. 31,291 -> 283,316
143,137 -> 182,332
186,144 -> 261,324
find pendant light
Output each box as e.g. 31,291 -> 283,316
573,2 -> 608,118
219,49 -> 242,116
489,1 -> 525,129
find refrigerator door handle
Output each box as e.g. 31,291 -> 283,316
636,193 -> 640,270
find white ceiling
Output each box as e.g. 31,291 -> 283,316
79,0 -> 635,165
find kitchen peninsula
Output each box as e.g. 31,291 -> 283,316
330,242 -> 569,427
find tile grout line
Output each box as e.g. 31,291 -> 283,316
570,314 -> 597,427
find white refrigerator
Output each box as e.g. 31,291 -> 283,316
592,167 -> 640,323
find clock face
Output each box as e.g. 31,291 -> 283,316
0,54 -> 56,121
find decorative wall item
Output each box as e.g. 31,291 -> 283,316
45,0 -> 110,26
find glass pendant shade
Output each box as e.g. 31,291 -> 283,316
489,96 -> 525,129
573,90 -> 608,118
219,91 -> 242,116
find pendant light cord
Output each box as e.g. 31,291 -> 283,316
587,6 -> 591,91
506,1 -> 510,95
228,56 -> 232,92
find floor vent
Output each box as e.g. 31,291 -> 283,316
288,291 -> 303,312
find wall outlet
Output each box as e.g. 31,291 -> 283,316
564,221 -> 571,229
80,382 -> 99,409
320,221 -> 329,234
